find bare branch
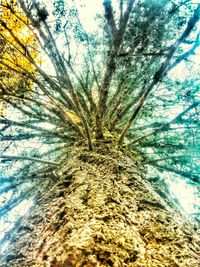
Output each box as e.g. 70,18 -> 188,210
129,101 -> 200,145
103,0 -> 117,38
118,5 -> 200,144
150,163 -> 199,183
0,155 -> 59,166
0,117 -> 58,135
144,155 -> 197,165
167,31 -> 200,72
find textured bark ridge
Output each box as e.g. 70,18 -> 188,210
1,145 -> 200,266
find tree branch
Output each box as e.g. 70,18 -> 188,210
144,155 -> 196,165
96,0 -> 135,138
118,5 -> 200,144
167,31 -> 200,72
150,163 -> 199,183
0,155 -> 59,166
103,0 -> 117,38
129,100 -> 200,145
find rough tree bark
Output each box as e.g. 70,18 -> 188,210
1,145 -> 200,266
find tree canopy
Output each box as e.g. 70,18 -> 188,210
0,0 -> 200,246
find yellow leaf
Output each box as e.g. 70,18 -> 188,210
0,0 -> 39,97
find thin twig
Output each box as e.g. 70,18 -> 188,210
0,155 -> 59,165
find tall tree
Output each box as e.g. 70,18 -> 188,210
0,0 -> 200,266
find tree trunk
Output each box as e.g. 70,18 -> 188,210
1,145 -> 200,267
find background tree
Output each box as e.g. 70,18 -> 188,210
0,0 -> 39,109
0,0 -> 200,266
